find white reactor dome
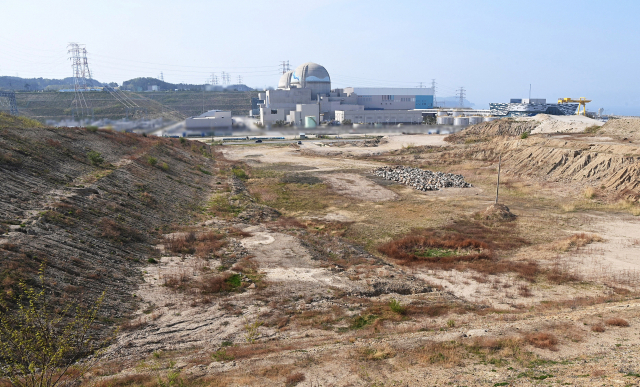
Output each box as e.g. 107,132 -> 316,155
277,71 -> 293,89
290,62 -> 331,98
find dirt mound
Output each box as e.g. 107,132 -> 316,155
599,117 -> 640,142
454,136 -> 640,201
445,119 -> 539,144
480,203 -> 516,221
446,115 -> 605,144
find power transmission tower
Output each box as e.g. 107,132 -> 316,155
418,82 -> 423,88
431,79 -> 437,107
237,75 -> 243,85
280,60 -> 290,74
67,43 -> 93,118
456,86 -> 466,108
0,91 -> 19,116
159,72 -> 164,82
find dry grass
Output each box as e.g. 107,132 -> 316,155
524,332 -> 558,351
164,231 -> 227,257
418,340 -> 464,367
591,324 -> 605,332
583,186 -> 597,199
357,344 -> 396,361
284,372 -> 306,387
551,233 -> 603,252
605,317 -> 630,327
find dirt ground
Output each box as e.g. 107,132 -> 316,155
93,131 -> 640,387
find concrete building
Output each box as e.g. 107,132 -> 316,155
256,62 -> 435,126
185,109 -> 232,135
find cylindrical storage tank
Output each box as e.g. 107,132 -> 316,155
437,110 -> 448,117
454,117 -> 469,126
304,116 -> 317,128
452,111 -> 463,117
468,116 -> 483,125
437,116 -> 454,125
483,116 -> 499,122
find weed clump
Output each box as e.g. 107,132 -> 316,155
164,231 -> 226,258
525,332 -> 558,351
87,150 -> 104,166
605,317 -> 629,327
591,324 -> 605,332
388,299 -> 407,315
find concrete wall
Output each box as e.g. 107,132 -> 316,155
336,109 -> 423,124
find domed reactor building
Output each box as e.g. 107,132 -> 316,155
254,62 -> 434,127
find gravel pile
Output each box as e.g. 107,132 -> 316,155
372,165 -> 472,191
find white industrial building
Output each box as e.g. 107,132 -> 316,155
254,62 -> 434,127
185,109 -> 232,135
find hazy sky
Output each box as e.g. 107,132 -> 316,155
2,0 -> 639,114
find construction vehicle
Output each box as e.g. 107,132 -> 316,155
558,97 -> 591,116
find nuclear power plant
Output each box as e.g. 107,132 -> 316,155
253,62 -> 436,127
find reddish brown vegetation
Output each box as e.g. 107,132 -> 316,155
605,317 -> 629,327
591,324 -> 605,332
285,372 -> 306,386
164,231 -> 226,257
378,231 -> 491,264
98,218 -> 144,244
525,332 -> 558,350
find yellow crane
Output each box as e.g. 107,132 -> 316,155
558,97 -> 592,116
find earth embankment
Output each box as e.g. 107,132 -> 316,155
0,118 -> 219,322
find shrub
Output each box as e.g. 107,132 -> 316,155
98,218 -> 144,244
585,125 -> 601,134
87,150 -> 104,166
179,137 -> 186,144
584,187 -> 596,199
147,156 -> 157,166
232,167 -> 248,180
148,257 -> 158,264
86,125 -> 98,132
525,332 -> 558,350
591,324 -> 605,332
285,372 -> 305,387
389,299 -> 407,315
160,162 -> 169,171
520,132 -> 529,139
0,261 -> 106,387
605,318 -> 629,327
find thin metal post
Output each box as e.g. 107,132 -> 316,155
495,154 -> 502,204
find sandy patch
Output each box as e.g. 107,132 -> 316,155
516,114 -> 604,134
321,173 -> 398,202
569,216 -> 640,286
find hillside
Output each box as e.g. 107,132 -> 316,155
11,90 -> 258,122
0,113 -> 221,326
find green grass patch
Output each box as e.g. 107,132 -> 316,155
225,274 -> 242,288
350,314 -> 377,329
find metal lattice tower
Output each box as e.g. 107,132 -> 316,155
237,75 -> 243,85
67,43 -> 93,117
0,91 -> 19,116
456,87 -> 466,108
160,72 -> 164,82
431,79 -> 437,107
280,60 -> 290,74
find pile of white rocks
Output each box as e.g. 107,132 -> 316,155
372,165 -> 472,191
